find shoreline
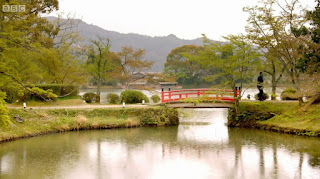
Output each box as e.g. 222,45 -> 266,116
228,101 -> 320,137
2,101 -> 319,144
0,107 -> 179,143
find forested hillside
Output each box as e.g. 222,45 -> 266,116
46,16 -> 205,71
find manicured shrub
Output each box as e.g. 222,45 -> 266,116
281,88 -> 298,100
254,92 -> 269,101
151,95 -> 161,103
120,90 -> 149,104
106,93 -> 120,104
83,92 -> 97,103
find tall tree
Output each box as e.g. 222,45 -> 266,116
299,0 -> 320,109
84,40 -> 119,102
0,0 -> 59,126
297,0 -> 320,74
195,35 -> 260,114
116,46 -> 153,89
164,45 -> 206,86
260,50 -> 286,100
244,0 -> 311,104
35,16 -> 86,85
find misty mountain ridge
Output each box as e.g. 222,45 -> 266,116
46,16 -> 211,72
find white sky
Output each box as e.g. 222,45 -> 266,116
49,0 -> 316,40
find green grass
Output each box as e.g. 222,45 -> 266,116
0,107 -> 179,142
240,101 -> 295,114
6,98 -> 86,107
231,101 -> 320,136
258,103 -> 320,131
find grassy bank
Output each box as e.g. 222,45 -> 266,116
228,101 -> 320,136
6,97 -> 86,107
0,107 -> 179,142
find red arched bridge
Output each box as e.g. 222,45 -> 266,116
161,88 -> 241,108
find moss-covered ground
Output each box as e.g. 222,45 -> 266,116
0,107 -> 179,142
228,101 -> 320,136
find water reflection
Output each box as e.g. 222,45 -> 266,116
0,109 -> 320,178
178,108 -> 229,144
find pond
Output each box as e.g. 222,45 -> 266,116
1,108 -> 319,178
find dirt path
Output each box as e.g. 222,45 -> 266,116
7,104 -> 155,109
7,100 -> 298,110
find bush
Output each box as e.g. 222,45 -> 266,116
0,92 -> 10,127
120,90 -> 149,104
282,88 -> 296,94
140,107 -> 179,126
106,93 -> 120,104
307,95 -> 320,104
83,92 -> 97,103
151,95 -> 161,103
281,88 -> 298,100
2,86 -> 19,103
254,92 -> 269,101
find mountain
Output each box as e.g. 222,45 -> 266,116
46,16 -> 208,72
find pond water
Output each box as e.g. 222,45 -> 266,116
1,109 -> 319,179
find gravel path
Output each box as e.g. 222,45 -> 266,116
7,104 -> 155,109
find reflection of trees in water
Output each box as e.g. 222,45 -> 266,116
1,124 -> 320,178
227,128 -> 320,178
309,156 -> 320,168
91,125 -> 320,178
272,143 -> 278,179
0,133 -> 82,178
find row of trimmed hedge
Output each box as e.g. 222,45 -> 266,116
83,90 -> 161,104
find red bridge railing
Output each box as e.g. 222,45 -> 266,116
161,88 -> 241,103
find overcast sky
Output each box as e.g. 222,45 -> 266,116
49,0 -> 316,40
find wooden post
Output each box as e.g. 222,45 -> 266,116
168,88 -> 171,100
161,88 -> 164,103
235,87 -> 239,98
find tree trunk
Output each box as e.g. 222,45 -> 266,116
271,74 -> 276,100
235,99 -> 240,115
233,86 -> 240,115
125,82 -> 130,90
298,97 -> 303,106
96,79 -> 101,103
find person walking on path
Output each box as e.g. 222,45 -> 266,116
257,72 -> 264,101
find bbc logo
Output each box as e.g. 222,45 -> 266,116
2,5 -> 26,12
